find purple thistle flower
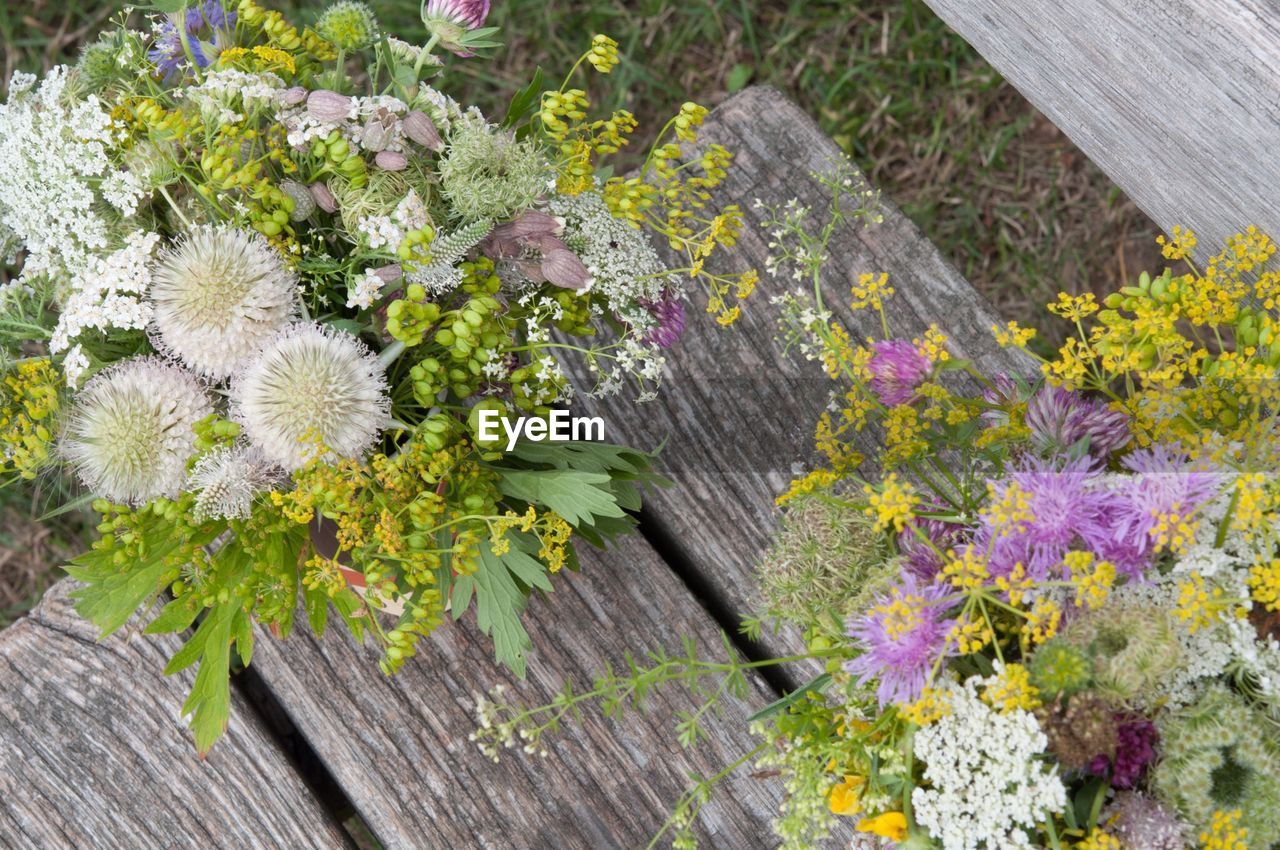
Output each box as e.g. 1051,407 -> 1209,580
642,292 -> 685,349
898,503 -> 968,581
867,340 -> 931,407
1025,384 -> 1130,457
980,454 -> 1122,580
422,0 -> 491,55
148,0 -> 235,80
845,572 -> 957,706
1112,445 -> 1224,558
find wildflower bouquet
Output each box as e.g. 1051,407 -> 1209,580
475,168 -> 1280,850
0,0 -> 754,751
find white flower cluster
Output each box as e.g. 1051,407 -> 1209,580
357,188 -> 429,250
0,67 -> 120,285
182,68 -> 284,125
912,676 -> 1066,850
346,268 -> 384,310
187,446 -> 279,521
548,189 -> 673,324
51,230 -> 160,355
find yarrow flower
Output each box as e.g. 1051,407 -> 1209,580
151,226 -> 300,380
867,339 -> 930,406
1024,383 -> 1130,457
845,572 -> 957,706
61,357 -> 212,504
231,324 -> 389,471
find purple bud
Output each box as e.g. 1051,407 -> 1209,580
374,150 -> 408,171
306,89 -> 354,123
541,248 -> 592,290
867,340 -> 931,406
403,111 -> 444,151
309,181 -> 338,213
281,86 -> 308,106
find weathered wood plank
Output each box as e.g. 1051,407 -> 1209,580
921,0 -> 1280,256
0,580 -> 353,850
246,534 -> 782,850
573,85 -> 1030,666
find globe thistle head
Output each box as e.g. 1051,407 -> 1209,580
61,357 -> 212,504
187,445 -> 281,521
151,225 -> 300,380
316,1 -> 379,50
230,323 -> 389,471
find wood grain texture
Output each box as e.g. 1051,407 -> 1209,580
0,580 -> 352,850
921,0 -> 1280,256
247,534 -> 782,850
571,86 -> 1031,665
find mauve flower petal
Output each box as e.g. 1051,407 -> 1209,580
281,86 -> 308,106
373,265 -> 402,283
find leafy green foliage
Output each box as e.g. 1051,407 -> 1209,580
451,537 -> 553,676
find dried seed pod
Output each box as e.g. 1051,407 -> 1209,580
309,181 -> 338,213
307,89 -> 354,123
374,150 -> 408,171
403,110 -> 443,151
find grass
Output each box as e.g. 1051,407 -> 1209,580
0,0 -> 1160,613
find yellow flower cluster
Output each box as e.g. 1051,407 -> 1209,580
1176,572 -> 1245,633
1075,830 -> 1123,850
897,685 -> 953,726
1201,809 -> 1249,850
1064,551 -> 1116,609
850,273 -> 893,312
982,663 -> 1041,713
1247,559 -> 1280,612
863,473 -> 914,533
0,359 -> 60,480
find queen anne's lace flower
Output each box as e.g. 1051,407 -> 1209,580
231,323 -> 389,470
61,357 -> 212,504
51,230 -> 161,356
912,676 -> 1067,850
151,225 -> 299,379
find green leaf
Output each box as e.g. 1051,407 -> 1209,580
507,440 -> 652,475
498,468 -> 625,527
232,609 -> 254,669
463,541 -> 555,677
304,584 -> 330,637
179,603 -> 236,756
67,548 -> 175,637
727,63 -> 754,92
748,673 -> 832,722
144,597 -> 201,636
502,67 -> 545,129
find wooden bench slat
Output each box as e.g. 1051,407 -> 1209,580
246,534 -> 781,850
0,580 -> 352,850
921,0 -> 1280,254
574,86 -> 1029,669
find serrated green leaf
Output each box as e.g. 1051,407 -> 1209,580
144,596 -> 201,636
180,604 -> 235,756
232,609 -> 254,668
498,468 -> 625,527
304,584 -> 330,637
466,541 -> 542,677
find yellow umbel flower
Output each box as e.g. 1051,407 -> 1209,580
1076,830 -> 1123,850
1201,809 -> 1249,850
863,473 -> 915,533
850,272 -> 894,311
1048,291 -> 1100,322
1248,559 -> 1280,612
1176,572 -> 1245,633
1065,551 -> 1116,609
1156,225 -> 1197,260
898,686 -> 952,726
993,320 -> 1036,348
982,663 -> 1041,713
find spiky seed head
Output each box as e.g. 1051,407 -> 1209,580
316,1 -> 379,50
62,357 -> 212,504
151,225 -> 300,380
187,445 -> 280,521
231,323 -> 389,471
